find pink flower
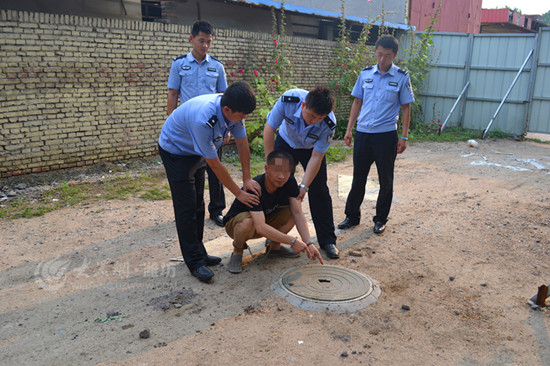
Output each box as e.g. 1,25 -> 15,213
344,63 -> 347,66
438,119 -> 441,123
275,59 -> 278,64
230,72 -> 235,77
253,70 -> 258,77
238,68 -> 244,74
274,39 -> 279,46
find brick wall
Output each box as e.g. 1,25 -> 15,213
0,10 -> 340,177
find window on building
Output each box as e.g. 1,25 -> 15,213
142,1 -> 162,22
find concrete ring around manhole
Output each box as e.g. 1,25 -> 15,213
271,264 -> 381,313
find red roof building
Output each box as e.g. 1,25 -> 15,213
481,8 -> 547,33
409,0 -> 482,33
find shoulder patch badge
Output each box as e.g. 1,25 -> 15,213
324,116 -> 336,130
398,68 -> 408,75
282,96 -> 300,103
206,115 -> 218,128
363,66 -> 374,71
173,54 -> 185,61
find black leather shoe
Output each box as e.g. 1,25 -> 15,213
338,217 -> 360,230
373,221 -> 386,234
205,255 -> 222,266
211,214 -> 224,227
321,244 -> 340,259
192,266 -> 214,283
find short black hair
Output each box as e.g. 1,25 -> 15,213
221,81 -> 256,114
266,150 -> 295,173
304,85 -> 335,116
375,35 -> 399,54
191,20 -> 214,37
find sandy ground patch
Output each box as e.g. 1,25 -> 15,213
1,139 -> 549,365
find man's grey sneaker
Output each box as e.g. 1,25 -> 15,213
227,253 -> 243,273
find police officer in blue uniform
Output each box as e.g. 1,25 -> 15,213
159,81 -> 261,283
167,20 -> 228,227
263,86 -> 340,259
338,35 -> 415,235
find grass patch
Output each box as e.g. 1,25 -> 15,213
0,173 -> 169,220
326,143 -> 353,163
409,124 -> 510,142
141,185 -> 172,201
526,138 -> 550,145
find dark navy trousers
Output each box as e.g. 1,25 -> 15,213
159,145 -> 208,273
274,136 -> 337,247
206,146 -> 226,217
344,130 -> 398,224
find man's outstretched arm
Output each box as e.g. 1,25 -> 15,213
289,198 -> 324,264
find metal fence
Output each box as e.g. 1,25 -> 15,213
404,27 -> 550,137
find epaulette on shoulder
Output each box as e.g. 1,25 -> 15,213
173,54 -> 185,61
363,66 -> 374,71
206,115 -> 218,128
210,55 -> 223,64
324,116 -> 336,130
398,68 -> 408,75
281,95 -> 300,103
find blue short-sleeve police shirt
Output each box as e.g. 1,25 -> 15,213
158,94 -> 246,159
167,53 -> 228,103
266,89 -> 337,154
351,63 -> 415,133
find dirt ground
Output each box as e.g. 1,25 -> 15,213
1,139 -> 550,366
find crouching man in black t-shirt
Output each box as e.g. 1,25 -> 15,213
223,150 -> 324,273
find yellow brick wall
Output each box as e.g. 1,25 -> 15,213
0,10 -> 339,177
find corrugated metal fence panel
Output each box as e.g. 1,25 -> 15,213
408,30 -> 550,135
420,33 -> 470,125
464,33 -> 536,134
529,28 -> 550,133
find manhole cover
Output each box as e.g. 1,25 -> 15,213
271,264 -> 381,313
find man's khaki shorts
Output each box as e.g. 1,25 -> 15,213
225,207 -> 292,239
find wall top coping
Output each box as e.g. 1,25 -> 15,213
0,9 -> 339,46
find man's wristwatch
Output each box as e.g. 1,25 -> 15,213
299,184 -> 309,192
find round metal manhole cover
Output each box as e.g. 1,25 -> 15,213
271,264 -> 381,313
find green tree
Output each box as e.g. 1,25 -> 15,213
328,0 -> 377,138
398,1 -> 441,130
226,3 -> 295,153
542,10 -> 550,25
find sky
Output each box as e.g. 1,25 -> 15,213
482,0 -> 549,15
